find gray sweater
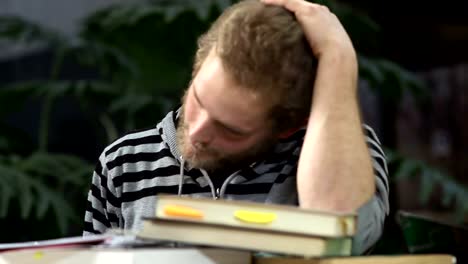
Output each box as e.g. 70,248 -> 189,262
84,109 -> 389,255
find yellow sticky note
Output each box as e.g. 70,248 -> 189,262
234,210 -> 277,224
163,204 -> 204,219
33,251 -> 44,260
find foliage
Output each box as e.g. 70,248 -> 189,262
388,150 -> 468,222
0,152 -> 92,233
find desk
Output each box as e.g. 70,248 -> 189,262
0,248 -> 455,264
0,248 -> 250,264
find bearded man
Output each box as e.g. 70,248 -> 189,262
84,0 -> 389,254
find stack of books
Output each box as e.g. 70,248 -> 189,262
136,195 -> 357,258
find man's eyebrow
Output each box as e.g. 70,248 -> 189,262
192,84 -> 252,136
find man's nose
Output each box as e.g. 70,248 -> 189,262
188,110 -> 214,146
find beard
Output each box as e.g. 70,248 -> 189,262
176,95 -> 276,172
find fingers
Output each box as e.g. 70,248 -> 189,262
260,0 -> 328,14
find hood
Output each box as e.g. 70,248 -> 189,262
158,107 -> 241,199
160,107 -> 183,164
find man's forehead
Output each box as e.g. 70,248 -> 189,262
190,79 -> 270,134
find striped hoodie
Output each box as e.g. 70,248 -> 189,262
83,108 -> 389,254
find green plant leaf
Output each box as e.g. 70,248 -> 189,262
53,154 -> 94,186
30,179 -> 78,233
35,184 -> 51,219
0,16 -> 67,46
394,159 -> 421,180
147,0 -> 229,21
359,55 -> 385,85
419,170 -> 434,204
455,194 -> 468,223
378,59 -> 426,100
391,151 -> 468,223
383,148 -> 400,164
0,186 -> 13,218
0,168 -> 14,218
441,180 -> 456,207
20,153 -> 68,181
0,164 -> 34,218
0,152 -> 90,226
0,136 -> 8,151
79,1 -> 206,98
109,93 -> 154,115
19,152 -> 92,186
0,81 -> 40,117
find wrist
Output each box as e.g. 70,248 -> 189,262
311,46 -> 359,108
317,47 -> 358,85
319,46 -> 357,67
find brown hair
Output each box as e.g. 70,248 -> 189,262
193,0 -> 317,133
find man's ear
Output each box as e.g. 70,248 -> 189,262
277,118 -> 309,139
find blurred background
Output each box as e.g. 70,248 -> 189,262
0,0 -> 466,255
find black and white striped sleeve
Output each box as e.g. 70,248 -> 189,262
364,124 -> 389,212
83,153 -> 122,235
352,124 -> 390,254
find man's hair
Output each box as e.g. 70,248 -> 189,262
193,0 -> 317,133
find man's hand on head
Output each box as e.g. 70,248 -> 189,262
260,0 -> 356,60
262,0 -> 374,214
